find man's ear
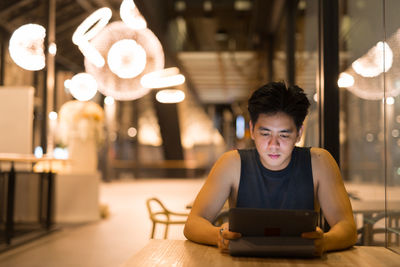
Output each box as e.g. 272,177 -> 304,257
249,120 -> 255,140
296,125 -> 304,142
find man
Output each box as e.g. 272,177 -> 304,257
184,82 -> 357,255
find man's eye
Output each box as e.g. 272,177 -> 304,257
280,134 -> 289,138
261,132 -> 270,136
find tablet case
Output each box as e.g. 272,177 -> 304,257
228,208 -> 318,257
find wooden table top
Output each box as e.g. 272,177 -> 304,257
0,153 -> 66,163
351,199 -> 400,213
0,153 -> 68,163
123,240 -> 400,267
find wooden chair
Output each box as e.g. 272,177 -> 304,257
357,211 -> 400,246
146,197 -> 189,239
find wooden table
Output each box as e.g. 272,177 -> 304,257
123,240 -> 400,267
0,153 -> 65,247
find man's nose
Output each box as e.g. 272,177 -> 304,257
268,135 -> 279,147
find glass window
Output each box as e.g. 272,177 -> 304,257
295,0 -> 319,147
339,0 -> 400,249
385,0 -> 400,253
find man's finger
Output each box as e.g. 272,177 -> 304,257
301,231 -> 323,239
222,231 -> 242,240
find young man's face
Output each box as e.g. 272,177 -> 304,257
250,112 -> 303,171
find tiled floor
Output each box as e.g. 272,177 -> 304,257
0,178 -> 205,267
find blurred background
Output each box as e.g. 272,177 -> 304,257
0,0 -> 400,265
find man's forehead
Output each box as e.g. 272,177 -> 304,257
258,126 -> 294,132
255,113 -> 296,127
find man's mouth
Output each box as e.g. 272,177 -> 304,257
268,154 -> 280,159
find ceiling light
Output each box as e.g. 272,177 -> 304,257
337,72 -> 354,88
84,21 -> 164,101
34,146 -> 43,158
49,42 -> 57,55
298,0 -> 307,10
72,8 -> 112,68
234,0 -> 252,11
49,111 -> 58,121
77,41 -> 105,67
69,73 -> 98,101
141,67 -> 185,88
352,41 -> 393,77
203,1 -> 212,12
313,93 -> 318,103
72,7 -> 112,45
107,39 -> 147,79
386,97 -> 395,105
156,89 -> 185,103
127,127 -> 137,137
104,96 -> 115,106
174,1 -> 186,12
138,116 -> 162,146
9,23 -> 46,71
120,0 -> 147,30
64,79 -> 71,89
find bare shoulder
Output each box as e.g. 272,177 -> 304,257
216,149 -> 240,166
310,147 -> 336,166
189,150 -> 240,220
310,146 -> 331,158
209,149 -> 240,181
310,147 -> 342,185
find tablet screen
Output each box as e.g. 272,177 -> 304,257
229,208 -> 318,236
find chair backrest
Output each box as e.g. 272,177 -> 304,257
146,198 -> 170,220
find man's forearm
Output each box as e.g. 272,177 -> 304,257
184,216 -> 220,246
323,220 -> 357,252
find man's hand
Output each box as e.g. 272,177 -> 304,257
217,222 -> 242,253
301,226 -> 325,256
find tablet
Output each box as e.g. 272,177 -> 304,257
228,208 -> 319,257
229,208 -> 318,236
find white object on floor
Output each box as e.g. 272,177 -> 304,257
55,172 -> 101,223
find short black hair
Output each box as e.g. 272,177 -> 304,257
248,81 -> 310,130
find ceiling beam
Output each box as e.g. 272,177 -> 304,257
56,12 -> 89,34
0,0 -> 34,19
90,0 -> 120,20
56,53 -> 84,73
75,0 -> 96,12
0,18 -> 18,33
268,0 -> 287,34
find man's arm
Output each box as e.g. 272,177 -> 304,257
309,147 -> 357,253
184,150 -> 241,246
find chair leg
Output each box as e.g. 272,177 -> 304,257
164,224 -> 169,239
151,223 -> 156,239
388,218 -> 392,245
363,223 -> 372,245
396,219 -> 400,246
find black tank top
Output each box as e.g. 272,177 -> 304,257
236,147 -> 314,210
